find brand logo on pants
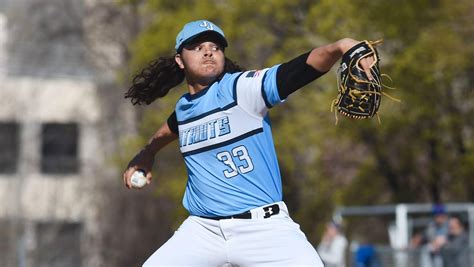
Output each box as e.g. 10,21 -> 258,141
263,204 -> 280,218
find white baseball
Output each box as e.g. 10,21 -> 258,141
131,170 -> 147,188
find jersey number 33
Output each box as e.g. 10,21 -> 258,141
216,145 -> 254,178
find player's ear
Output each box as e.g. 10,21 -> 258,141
175,54 -> 185,70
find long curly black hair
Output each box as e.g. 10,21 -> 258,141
125,56 -> 245,105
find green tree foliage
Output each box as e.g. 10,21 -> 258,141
118,0 -> 474,244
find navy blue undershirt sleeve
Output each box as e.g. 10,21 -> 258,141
276,51 -> 328,100
167,111 -> 178,134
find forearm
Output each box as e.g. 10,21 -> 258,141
276,38 -> 359,100
306,38 -> 357,72
123,122 -> 177,188
127,122 -> 177,171
142,122 -> 178,158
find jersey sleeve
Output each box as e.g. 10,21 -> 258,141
235,65 -> 283,117
167,111 -> 178,134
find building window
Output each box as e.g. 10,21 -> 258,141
41,123 -> 79,174
34,222 -> 82,267
0,122 -> 19,174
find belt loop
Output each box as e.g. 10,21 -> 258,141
278,201 -> 288,216
250,208 -> 260,219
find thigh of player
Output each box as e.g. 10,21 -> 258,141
225,216 -> 324,266
142,216 -> 228,267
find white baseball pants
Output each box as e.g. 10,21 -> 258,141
142,202 -> 323,267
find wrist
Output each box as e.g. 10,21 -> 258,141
141,145 -> 158,159
337,38 -> 359,55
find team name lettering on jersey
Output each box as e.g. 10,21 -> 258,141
179,116 -> 231,147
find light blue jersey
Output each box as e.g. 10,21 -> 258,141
175,65 -> 284,217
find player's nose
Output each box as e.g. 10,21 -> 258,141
202,44 -> 214,57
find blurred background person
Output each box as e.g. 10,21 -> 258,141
354,245 -> 379,267
318,220 -> 348,267
352,238 -> 381,267
412,204 -> 449,267
441,216 -> 470,267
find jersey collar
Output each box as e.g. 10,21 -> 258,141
184,76 -> 223,101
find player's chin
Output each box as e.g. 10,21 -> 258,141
203,63 -> 223,73
201,67 -> 223,79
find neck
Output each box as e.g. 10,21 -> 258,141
187,82 -> 209,95
186,76 -> 219,95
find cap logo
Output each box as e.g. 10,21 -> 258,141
199,21 -> 214,31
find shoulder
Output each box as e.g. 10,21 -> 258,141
233,66 -> 281,91
225,66 -> 281,83
219,72 -> 244,87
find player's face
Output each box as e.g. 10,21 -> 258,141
175,35 -> 225,86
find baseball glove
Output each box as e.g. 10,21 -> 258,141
332,40 -> 397,123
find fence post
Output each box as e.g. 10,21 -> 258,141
395,204 -> 408,267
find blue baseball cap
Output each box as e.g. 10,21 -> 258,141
432,204 -> 446,215
175,20 -> 228,52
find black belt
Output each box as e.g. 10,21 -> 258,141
199,204 -> 280,220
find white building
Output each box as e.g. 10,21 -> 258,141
0,0 -> 135,266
